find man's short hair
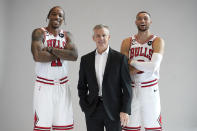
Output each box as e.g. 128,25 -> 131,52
46,6 -> 65,22
136,11 -> 151,18
93,24 -> 109,31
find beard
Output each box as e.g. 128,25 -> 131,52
137,25 -> 149,32
50,20 -> 62,29
51,23 -> 60,29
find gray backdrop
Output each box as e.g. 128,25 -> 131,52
0,0 -> 196,131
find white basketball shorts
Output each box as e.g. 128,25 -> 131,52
33,76 -> 74,131
123,79 -> 162,131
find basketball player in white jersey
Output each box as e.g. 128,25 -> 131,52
31,6 -> 78,131
121,11 -> 165,131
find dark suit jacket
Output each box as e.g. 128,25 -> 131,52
77,47 -> 132,121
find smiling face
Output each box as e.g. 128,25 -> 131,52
48,7 -> 64,29
135,12 -> 152,32
93,27 -> 110,54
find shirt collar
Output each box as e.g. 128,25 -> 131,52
96,45 -> 109,55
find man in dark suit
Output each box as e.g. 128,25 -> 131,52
77,24 -> 132,131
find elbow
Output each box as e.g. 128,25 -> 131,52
73,54 -> 78,61
71,52 -> 78,61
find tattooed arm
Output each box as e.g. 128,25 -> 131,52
31,28 -> 57,62
50,31 -> 78,61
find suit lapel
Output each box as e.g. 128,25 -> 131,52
89,50 -> 99,88
102,48 -> 112,85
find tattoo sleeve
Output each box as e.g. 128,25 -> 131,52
31,29 -> 57,62
51,31 -> 78,61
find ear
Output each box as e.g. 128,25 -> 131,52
47,12 -> 50,19
92,35 -> 95,42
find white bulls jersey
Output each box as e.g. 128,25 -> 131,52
129,35 -> 159,82
35,27 -> 68,80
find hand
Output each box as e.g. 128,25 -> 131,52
46,47 -> 53,54
128,59 -> 132,65
129,66 -> 143,75
120,112 -> 129,127
42,47 -> 48,51
64,43 -> 73,50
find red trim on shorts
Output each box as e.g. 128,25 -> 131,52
36,80 -> 54,85
34,111 -> 39,127
60,80 -> 69,84
34,126 -> 51,129
141,82 -> 158,88
145,127 -> 162,130
37,76 -> 54,81
36,76 -> 69,85
52,124 -> 74,130
34,126 -> 51,131
157,114 -> 162,127
122,126 -> 141,131
141,79 -> 157,84
131,79 -> 158,88
59,76 -> 68,81
34,130 -> 50,131
52,124 -> 74,128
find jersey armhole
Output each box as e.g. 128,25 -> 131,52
151,36 -> 159,49
128,36 -> 132,59
40,27 -> 46,44
63,31 -> 68,44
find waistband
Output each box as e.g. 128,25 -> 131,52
36,76 -> 69,85
131,79 -> 158,88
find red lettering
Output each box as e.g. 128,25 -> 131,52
144,47 -> 149,59
62,41 -> 66,48
47,40 -> 52,47
130,48 -> 134,59
135,47 -> 140,56
52,39 -> 56,47
140,47 -> 144,56
144,47 -> 147,57
57,40 -> 60,48
149,49 -> 153,60
51,58 -> 62,67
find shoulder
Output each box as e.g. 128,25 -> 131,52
123,37 -> 132,42
110,48 -> 125,58
32,28 -> 44,35
63,31 -> 74,44
81,50 -> 95,60
153,36 -> 165,46
121,37 -> 132,51
152,36 -> 165,54
110,48 -> 128,65
154,36 -> 164,42
121,37 -> 132,45
63,31 -> 73,38
32,28 -> 44,41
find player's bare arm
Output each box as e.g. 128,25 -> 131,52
130,37 -> 165,72
121,38 -> 141,74
50,32 -> 78,61
31,28 -> 57,62
152,37 -> 165,55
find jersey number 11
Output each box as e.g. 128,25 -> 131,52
51,58 -> 62,66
